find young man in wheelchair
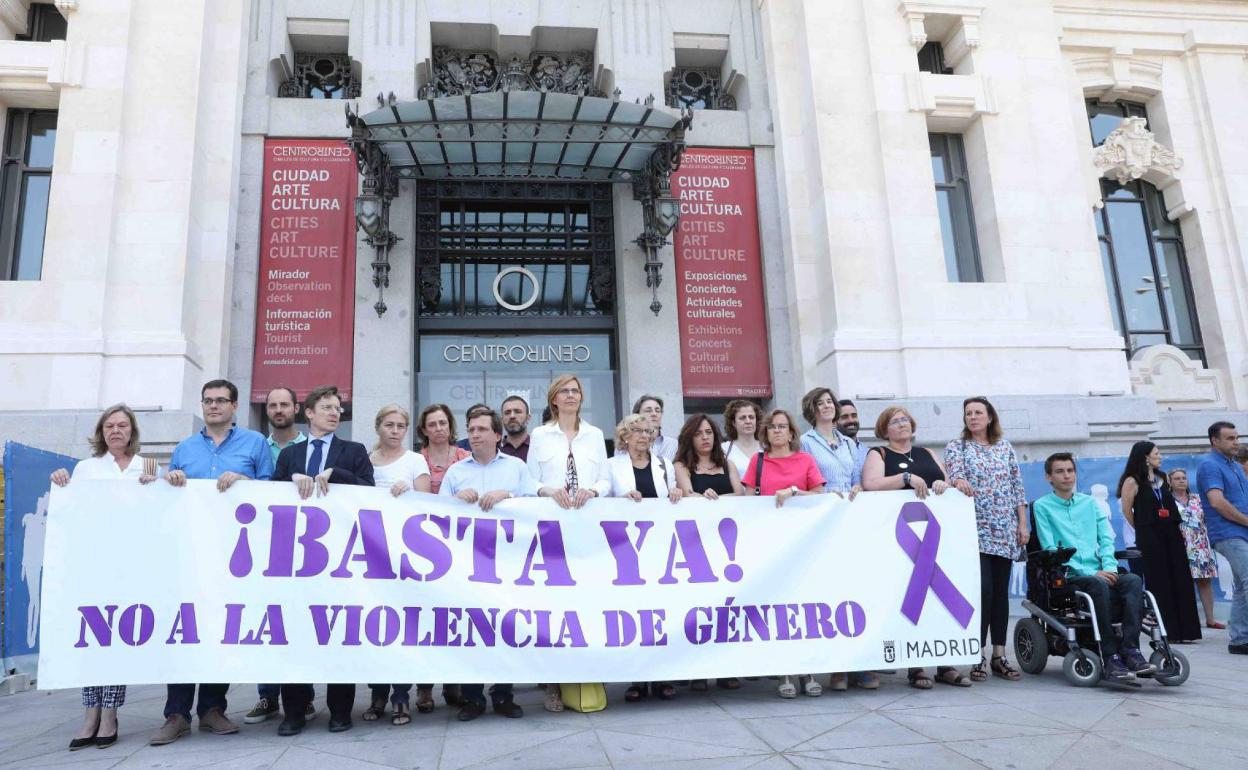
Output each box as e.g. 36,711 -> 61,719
1032,453 -> 1156,682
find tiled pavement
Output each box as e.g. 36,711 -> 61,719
3,620 -> 1247,769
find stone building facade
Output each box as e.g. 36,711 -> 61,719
1,0 -> 1247,467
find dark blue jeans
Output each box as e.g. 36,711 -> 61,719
164,683 -> 228,720
462,683 -> 513,706
1070,572 -> 1143,656
369,683 -> 412,705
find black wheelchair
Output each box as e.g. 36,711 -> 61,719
1012,537 -> 1190,688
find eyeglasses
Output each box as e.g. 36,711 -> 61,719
556,387 -> 581,396
315,405 -> 345,415
201,397 -> 234,407
766,424 -> 790,431
887,417 -> 912,427
629,427 -> 655,435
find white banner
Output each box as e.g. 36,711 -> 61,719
38,481 -> 981,688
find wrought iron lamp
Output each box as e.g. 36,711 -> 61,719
632,105 -> 692,315
347,101 -> 401,316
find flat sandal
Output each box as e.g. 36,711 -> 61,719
991,656 -> 1021,681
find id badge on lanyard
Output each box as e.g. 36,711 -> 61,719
1154,486 -> 1170,519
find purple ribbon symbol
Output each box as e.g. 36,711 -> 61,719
896,501 -> 973,629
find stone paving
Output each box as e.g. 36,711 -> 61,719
3,618 -> 1247,770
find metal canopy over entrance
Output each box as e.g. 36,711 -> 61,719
352,91 -> 684,182
346,88 -> 692,317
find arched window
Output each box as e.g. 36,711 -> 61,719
1088,101 -> 1203,363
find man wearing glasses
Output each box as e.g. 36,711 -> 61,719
272,383 -> 375,735
151,379 -> 275,746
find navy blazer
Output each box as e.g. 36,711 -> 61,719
273,434 -> 375,487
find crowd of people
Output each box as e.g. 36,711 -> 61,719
48,374 -> 1248,750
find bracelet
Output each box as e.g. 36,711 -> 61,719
902,472 -> 911,488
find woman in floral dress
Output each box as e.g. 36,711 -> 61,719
945,397 -> 1029,682
1169,468 -> 1223,629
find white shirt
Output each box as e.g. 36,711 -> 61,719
526,421 -> 611,497
372,450 -> 431,489
70,454 -> 154,481
606,452 -> 675,498
439,453 -> 539,498
722,440 -> 756,479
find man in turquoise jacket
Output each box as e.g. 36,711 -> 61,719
1032,453 -> 1153,682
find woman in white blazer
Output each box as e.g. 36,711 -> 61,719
607,414 -> 683,503
609,414 -> 683,702
526,374 -> 611,507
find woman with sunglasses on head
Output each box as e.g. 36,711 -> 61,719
943,397 -> 1028,682
742,409 -> 826,697
862,406 -> 972,689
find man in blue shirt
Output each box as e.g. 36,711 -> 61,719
1196,421 -> 1248,654
151,379 -> 274,746
440,405 -> 556,721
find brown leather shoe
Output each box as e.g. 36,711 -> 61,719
198,708 -> 240,735
149,715 -> 190,746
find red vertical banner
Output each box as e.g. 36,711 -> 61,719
671,148 -> 772,398
250,139 -> 357,403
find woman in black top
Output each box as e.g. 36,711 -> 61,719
1118,441 -> 1202,643
673,414 -> 744,691
675,414 -> 744,499
862,406 -> 972,689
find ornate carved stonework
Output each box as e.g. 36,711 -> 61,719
419,48 -> 602,99
279,53 -> 360,99
1093,116 -> 1182,185
665,67 -> 736,111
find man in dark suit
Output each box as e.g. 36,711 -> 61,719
272,384 -> 373,736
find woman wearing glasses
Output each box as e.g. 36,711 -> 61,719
526,374 -> 611,712
608,413 -> 683,702
742,409 -> 826,697
862,406 -> 973,689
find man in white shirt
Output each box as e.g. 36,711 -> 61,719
440,406 -> 559,721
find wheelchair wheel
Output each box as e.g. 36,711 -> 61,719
1150,649 -> 1190,687
1062,649 -> 1102,687
1013,618 -> 1049,675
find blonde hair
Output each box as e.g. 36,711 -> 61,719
545,374 -> 584,428
373,403 -> 411,450
615,413 -> 652,447
89,404 -> 141,457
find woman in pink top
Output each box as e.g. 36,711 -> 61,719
741,409 -> 826,506
741,409 -> 826,698
416,403 -> 470,495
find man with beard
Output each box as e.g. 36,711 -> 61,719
499,393 -> 532,462
836,399 -> 871,473
263,386 -> 305,465
246,386 -> 317,726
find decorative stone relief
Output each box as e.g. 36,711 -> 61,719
419,48 -> 602,99
1093,116 -> 1182,185
1128,344 -> 1225,408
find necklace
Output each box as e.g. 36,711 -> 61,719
889,444 -> 915,470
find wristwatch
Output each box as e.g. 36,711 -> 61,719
902,472 -> 912,488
